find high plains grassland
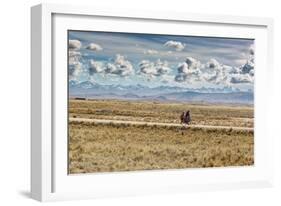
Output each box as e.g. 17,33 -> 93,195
69,99 -> 253,127
68,99 -> 254,174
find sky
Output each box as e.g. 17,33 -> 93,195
68,30 -> 254,91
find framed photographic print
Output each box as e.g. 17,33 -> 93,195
31,3 -> 274,201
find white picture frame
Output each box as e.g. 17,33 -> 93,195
31,3 -> 274,202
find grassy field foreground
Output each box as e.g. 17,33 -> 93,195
69,122 -> 254,174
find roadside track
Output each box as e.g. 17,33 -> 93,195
69,117 -> 254,132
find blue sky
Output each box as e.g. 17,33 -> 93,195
68,30 -> 254,91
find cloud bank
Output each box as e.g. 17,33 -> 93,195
173,44 -> 255,86
68,31 -> 254,90
87,55 -> 134,77
69,40 -> 82,79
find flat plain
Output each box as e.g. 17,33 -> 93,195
69,99 -> 254,127
68,99 -> 254,174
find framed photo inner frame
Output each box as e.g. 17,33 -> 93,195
31,3 -> 274,202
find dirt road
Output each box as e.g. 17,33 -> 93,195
69,117 -> 254,132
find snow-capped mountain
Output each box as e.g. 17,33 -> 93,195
69,81 -> 253,104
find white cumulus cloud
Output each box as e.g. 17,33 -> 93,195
201,58 -> 231,85
204,58 -> 222,71
69,50 -> 82,80
69,51 -> 81,65
229,44 -> 255,84
89,60 -> 104,75
139,60 -> 158,76
86,43 -> 103,51
174,57 -> 202,83
185,57 -> 201,70
104,54 -> 134,77
177,62 -> 189,74
139,59 -> 170,79
164,40 -> 185,51
69,39 -> 81,50
69,62 -> 82,80
240,45 -> 254,75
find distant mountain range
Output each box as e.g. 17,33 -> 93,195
69,81 -> 254,105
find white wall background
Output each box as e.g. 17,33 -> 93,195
0,0 -> 280,205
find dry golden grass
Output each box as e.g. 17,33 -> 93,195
69,122 -> 254,174
69,99 -> 254,128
